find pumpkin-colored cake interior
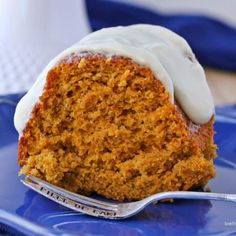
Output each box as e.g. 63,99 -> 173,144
19,54 -> 216,201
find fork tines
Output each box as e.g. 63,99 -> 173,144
21,175 -> 120,219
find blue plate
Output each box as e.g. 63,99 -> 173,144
1,94 -> 236,236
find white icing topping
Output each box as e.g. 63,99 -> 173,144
14,24 -> 214,136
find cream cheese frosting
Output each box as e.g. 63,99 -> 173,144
14,24 -> 214,136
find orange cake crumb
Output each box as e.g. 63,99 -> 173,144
18,54 -> 216,201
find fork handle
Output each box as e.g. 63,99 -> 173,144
148,191 -> 236,204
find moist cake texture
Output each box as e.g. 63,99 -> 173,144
15,25 -> 217,201
18,54 -> 216,201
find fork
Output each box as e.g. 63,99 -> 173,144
22,175 -> 236,220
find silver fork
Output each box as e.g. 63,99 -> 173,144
22,175 -> 236,220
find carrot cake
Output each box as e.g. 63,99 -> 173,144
14,24 -> 216,201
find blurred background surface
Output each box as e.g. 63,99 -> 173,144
0,0 -> 235,105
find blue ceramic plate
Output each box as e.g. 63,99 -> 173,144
1,94 -> 236,236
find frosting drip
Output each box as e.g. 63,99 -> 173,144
14,24 -> 214,135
